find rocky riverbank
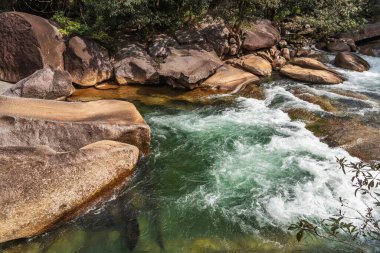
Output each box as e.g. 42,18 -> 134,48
0,10 -> 379,245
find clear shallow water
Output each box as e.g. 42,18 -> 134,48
2,56 -> 380,253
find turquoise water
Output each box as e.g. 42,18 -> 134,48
2,55 -> 380,253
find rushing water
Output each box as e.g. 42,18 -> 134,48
2,55 -> 380,253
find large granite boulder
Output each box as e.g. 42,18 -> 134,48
359,39 -> 380,57
3,68 -> 74,99
114,43 -> 159,85
334,52 -> 370,72
339,22 -> 380,42
201,64 -> 259,92
159,47 -> 223,89
0,12 -> 65,83
64,36 -> 113,86
327,41 -> 352,52
199,17 -> 230,57
242,20 -> 281,51
0,140 -> 139,243
280,65 -> 343,84
231,55 -> 272,76
0,96 -> 151,154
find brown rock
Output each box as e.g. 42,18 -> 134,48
327,41 -> 351,52
292,57 -> 332,71
0,12 -> 65,83
295,48 -> 311,57
334,52 -> 370,72
114,43 -> 159,85
159,47 -> 223,89
339,22 -> 380,42
3,68 -> 74,99
64,36 -> 113,86
280,64 -> 343,84
236,55 -> 272,76
0,140 -> 139,243
242,20 -> 281,51
0,96 -> 151,154
175,28 -> 205,45
359,39 -> 380,57
272,56 -> 287,70
201,64 -> 259,92
281,48 -> 291,61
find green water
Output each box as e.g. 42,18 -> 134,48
4,51 -> 380,252
3,93 -> 376,253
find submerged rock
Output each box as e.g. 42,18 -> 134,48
242,20 -> 281,51
334,52 -> 370,72
280,64 -> 343,84
114,43 -> 159,85
0,140 -> 139,243
64,36 -> 113,86
159,47 -> 223,89
0,12 -> 65,83
3,68 -> 74,99
0,96 -> 151,154
201,64 -> 259,92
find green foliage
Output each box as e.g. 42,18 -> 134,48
3,0 -> 379,42
289,159 -> 380,248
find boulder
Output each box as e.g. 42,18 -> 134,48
0,12 -> 65,83
272,56 -> 287,70
114,43 -> 159,85
339,22 -> 380,42
64,36 -> 113,86
327,41 -> 351,52
242,20 -> 281,51
334,52 -> 370,72
148,34 -> 178,59
233,55 -> 272,76
292,57 -> 332,71
359,39 -> 380,57
0,96 -> 151,154
175,28 -> 205,45
201,64 -> 259,92
159,47 -> 223,89
280,65 -> 343,84
3,68 -> 74,100
0,81 -> 14,94
281,48 -> 291,61
0,140 -> 139,243
199,17 -> 230,57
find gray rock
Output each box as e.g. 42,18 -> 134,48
3,68 -> 74,100
199,17 -> 230,57
114,43 -> 159,85
148,34 -> 178,59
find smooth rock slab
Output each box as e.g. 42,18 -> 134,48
0,96 -> 150,154
234,55 -> 272,76
280,65 -> 343,84
201,64 -> 259,92
0,140 -> 139,243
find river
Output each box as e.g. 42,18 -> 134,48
2,54 -> 380,253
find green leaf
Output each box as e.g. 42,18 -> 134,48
296,230 -> 304,242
